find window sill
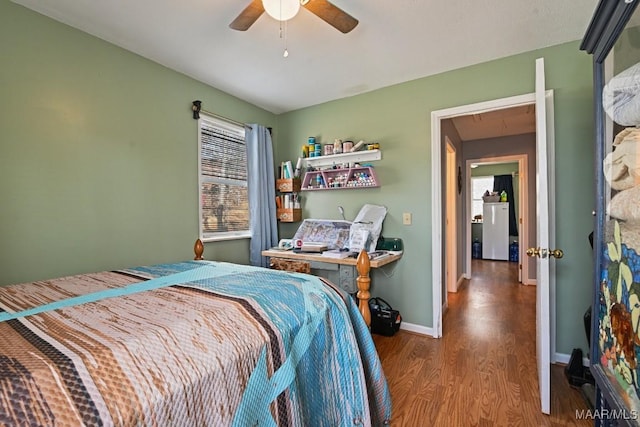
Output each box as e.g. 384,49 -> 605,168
201,232 -> 251,243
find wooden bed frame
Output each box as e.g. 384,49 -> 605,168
193,239 -> 373,327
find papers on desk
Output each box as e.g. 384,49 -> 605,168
321,249 -> 355,259
292,220 -> 351,250
352,204 -> 387,252
368,250 -> 391,260
320,249 -> 391,260
300,242 -> 328,253
269,246 -> 293,251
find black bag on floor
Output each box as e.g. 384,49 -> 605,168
369,297 -> 402,336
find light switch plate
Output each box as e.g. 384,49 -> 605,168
402,212 -> 412,225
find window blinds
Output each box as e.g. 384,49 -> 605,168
199,116 -> 249,239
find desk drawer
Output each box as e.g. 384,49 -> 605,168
270,258 -> 311,274
310,262 -> 356,294
268,258 -> 356,294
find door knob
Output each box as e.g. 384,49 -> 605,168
549,249 -> 563,259
526,247 -> 563,259
526,247 -> 540,257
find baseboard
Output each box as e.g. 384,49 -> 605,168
400,322 -> 436,337
555,352 -> 590,367
393,334 -> 591,364
448,275 -> 468,293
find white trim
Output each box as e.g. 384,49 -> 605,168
400,322 -> 436,337
446,138 -> 457,294
555,353 -> 570,364
456,275 -> 465,290
546,88 -> 557,365
555,352 -> 590,368
301,149 -> 381,168
432,92 -> 537,339
201,233 -> 251,242
431,110 -> 443,338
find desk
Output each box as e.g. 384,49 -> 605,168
261,249 -> 401,326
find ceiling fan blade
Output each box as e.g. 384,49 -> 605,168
303,0 -> 358,33
229,0 -> 265,31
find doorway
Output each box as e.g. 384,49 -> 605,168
467,155 -> 528,284
431,59 -> 556,414
430,92 -> 545,338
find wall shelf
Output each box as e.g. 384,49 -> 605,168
301,149 -> 381,169
301,166 -> 379,191
275,178 -> 301,222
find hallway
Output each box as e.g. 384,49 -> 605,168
373,259 -> 590,426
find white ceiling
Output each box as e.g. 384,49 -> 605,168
451,104 -> 536,141
12,0 -> 598,114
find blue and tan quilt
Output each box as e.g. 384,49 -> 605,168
0,260 -> 391,426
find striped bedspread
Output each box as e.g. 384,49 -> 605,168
0,260 -> 391,426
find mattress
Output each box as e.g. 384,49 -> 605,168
0,260 -> 391,426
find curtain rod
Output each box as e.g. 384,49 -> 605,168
191,100 -> 251,129
202,109 -> 251,129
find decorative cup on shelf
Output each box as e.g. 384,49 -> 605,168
333,139 -> 343,154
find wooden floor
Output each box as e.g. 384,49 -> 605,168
373,259 -> 591,426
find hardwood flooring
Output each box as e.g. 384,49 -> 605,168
373,259 -> 591,426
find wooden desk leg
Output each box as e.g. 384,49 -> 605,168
194,239 -> 204,260
356,249 -> 371,327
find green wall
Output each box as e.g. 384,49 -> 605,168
0,1 -> 276,285
277,42 -> 595,355
1,1 -> 596,356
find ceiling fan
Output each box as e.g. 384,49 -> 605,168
229,0 -> 358,34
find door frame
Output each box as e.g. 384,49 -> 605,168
431,92 -> 555,342
465,154 -> 528,285
445,138 -> 458,296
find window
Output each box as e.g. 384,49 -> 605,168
198,114 -> 250,241
470,176 -> 493,220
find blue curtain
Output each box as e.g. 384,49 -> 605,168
246,124 -> 278,267
493,174 -> 518,236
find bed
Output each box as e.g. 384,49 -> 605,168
0,240 -> 391,426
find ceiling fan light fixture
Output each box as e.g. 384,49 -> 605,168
262,0 -> 300,21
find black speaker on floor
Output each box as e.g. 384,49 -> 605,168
565,348 -> 595,388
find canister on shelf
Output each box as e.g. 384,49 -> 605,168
333,139 -> 343,154
324,144 -> 334,156
342,141 -> 353,152
308,136 -> 316,145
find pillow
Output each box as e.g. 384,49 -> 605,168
603,62 -> 640,126
609,185 -> 640,221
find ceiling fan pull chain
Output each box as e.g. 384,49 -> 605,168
281,19 -> 289,57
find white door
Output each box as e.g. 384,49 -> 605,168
533,57 -> 558,415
